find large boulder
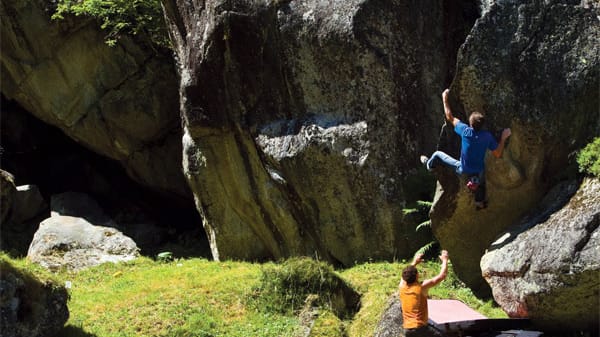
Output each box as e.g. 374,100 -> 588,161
0,257 -> 69,337
163,0 -> 472,263
481,177 -> 599,333
48,191 -> 173,254
0,184 -> 49,256
27,215 -> 139,271
374,294 -> 404,337
12,185 -> 48,224
430,0 -> 600,293
0,0 -> 188,198
0,170 -> 16,224
50,191 -> 116,227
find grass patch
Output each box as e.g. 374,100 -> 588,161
2,255 -> 506,337
250,257 -> 360,318
309,310 -> 345,337
57,257 -> 299,337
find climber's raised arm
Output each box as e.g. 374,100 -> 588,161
421,250 -> 449,289
399,250 -> 449,335
492,128 -> 512,158
442,89 -> 460,127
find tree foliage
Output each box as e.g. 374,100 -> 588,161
52,0 -> 170,48
577,137 -> 600,177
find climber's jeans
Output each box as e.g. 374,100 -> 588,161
426,151 -> 486,203
426,151 -> 462,174
471,171 -> 486,203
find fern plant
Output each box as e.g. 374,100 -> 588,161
415,219 -> 431,232
403,200 -> 439,257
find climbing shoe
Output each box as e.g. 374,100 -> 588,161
420,155 -> 431,170
466,176 -> 480,192
475,200 -> 488,210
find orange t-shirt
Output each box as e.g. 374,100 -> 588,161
399,283 -> 428,329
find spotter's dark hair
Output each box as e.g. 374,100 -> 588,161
402,265 -> 418,284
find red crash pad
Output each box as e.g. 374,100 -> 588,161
428,299 -> 487,324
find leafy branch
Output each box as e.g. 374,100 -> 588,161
577,137 -> 600,177
52,0 -> 170,49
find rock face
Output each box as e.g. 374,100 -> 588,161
0,0 -> 188,198
12,185 -> 48,225
430,0 -> 600,293
28,215 -> 139,271
0,258 -> 69,337
481,177 -> 600,332
50,192 -> 116,227
0,183 -> 49,256
1,97 -> 206,256
0,170 -> 16,224
163,0 -> 470,263
48,191 -> 173,254
374,294 -> 405,337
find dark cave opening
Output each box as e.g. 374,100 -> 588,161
0,95 -> 211,259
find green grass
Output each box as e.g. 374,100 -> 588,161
341,260 -> 506,337
2,255 -> 506,337
251,257 -> 359,318
57,257 -> 300,337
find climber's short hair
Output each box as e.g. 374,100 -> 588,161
469,111 -> 485,131
402,265 -> 418,284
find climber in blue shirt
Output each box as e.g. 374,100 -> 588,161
420,89 -> 511,209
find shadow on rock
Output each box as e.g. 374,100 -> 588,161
56,326 -> 99,337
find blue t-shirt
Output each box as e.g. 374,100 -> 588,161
454,121 -> 498,174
